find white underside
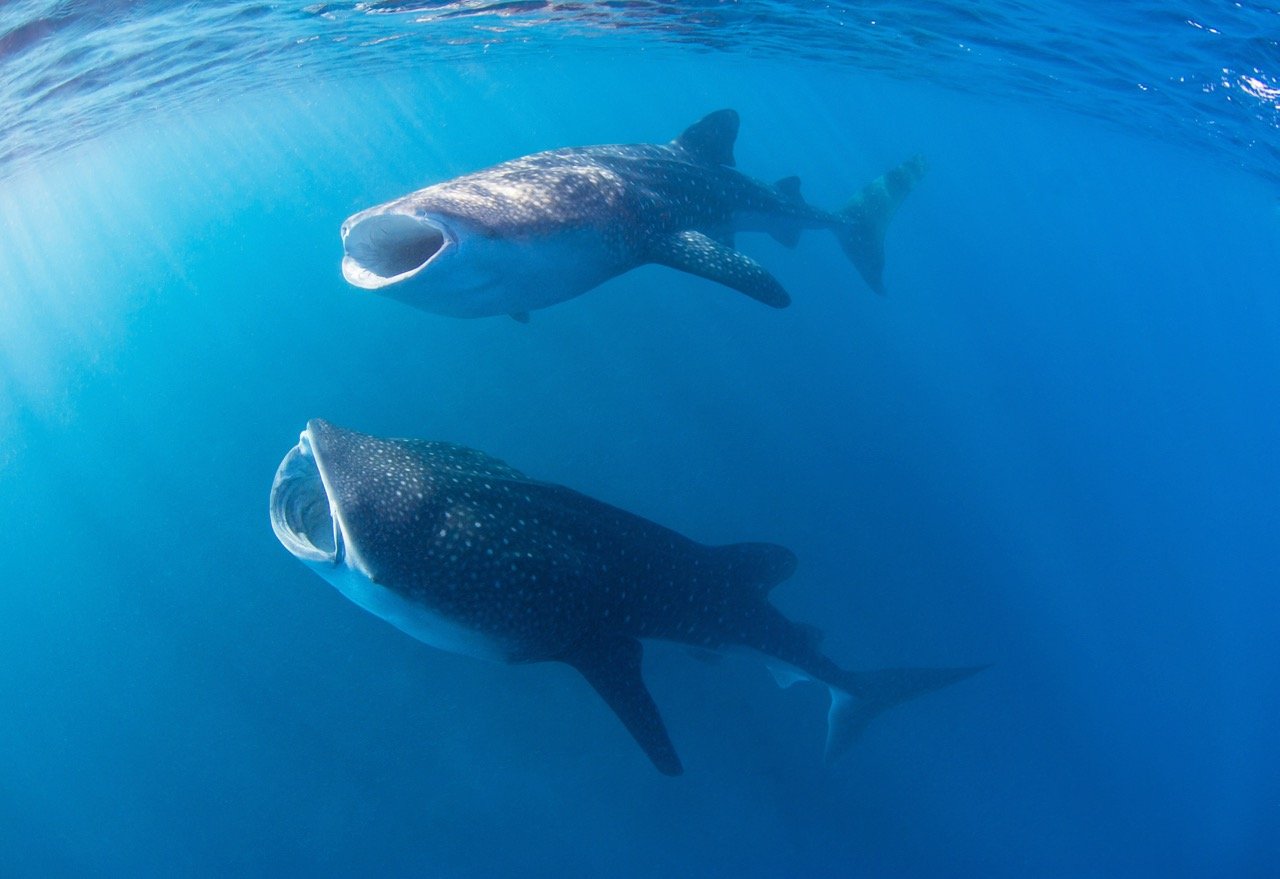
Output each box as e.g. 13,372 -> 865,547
312,561 -> 512,663
386,223 -> 619,318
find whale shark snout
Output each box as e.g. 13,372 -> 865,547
341,212 -> 450,290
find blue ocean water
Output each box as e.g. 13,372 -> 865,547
1,2 -> 1278,876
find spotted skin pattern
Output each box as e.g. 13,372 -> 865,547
311,420 -> 814,665
272,420 -> 982,775
340,110 -> 927,318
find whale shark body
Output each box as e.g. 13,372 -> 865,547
340,110 -> 925,319
270,419 -> 980,774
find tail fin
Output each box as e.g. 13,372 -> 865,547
825,664 -> 984,763
837,155 -> 927,295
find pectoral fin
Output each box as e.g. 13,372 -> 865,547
559,634 -> 683,776
649,231 -> 790,308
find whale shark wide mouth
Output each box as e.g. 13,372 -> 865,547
269,431 -> 341,564
341,212 -> 449,289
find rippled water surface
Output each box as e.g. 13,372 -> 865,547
2,1 -> 1279,182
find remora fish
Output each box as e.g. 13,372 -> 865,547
270,419 -> 980,775
340,109 -> 926,319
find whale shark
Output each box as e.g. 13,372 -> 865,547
340,109 -> 926,319
270,419 -> 980,775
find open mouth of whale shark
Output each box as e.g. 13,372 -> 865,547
269,428 -> 341,565
341,212 -> 449,289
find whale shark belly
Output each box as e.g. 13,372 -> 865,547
320,565 -> 513,662
411,227 -> 626,318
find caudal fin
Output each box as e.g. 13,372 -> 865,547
837,155 -> 927,295
825,664 -> 984,763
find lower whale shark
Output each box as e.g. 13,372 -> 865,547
270,419 -> 980,774
340,109 -> 926,319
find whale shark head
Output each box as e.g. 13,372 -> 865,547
268,419 -> 529,662
340,208 -> 455,291
339,201 -> 543,318
269,418 -> 424,584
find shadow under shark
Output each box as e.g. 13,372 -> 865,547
270,419 -> 981,775
340,109 -> 926,320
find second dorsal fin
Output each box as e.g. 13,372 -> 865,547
775,175 -> 803,204
709,542 -> 798,594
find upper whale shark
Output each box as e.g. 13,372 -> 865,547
340,109 -> 926,319
270,419 -> 980,774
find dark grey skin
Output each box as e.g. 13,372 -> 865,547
340,109 -> 927,319
271,419 -> 981,775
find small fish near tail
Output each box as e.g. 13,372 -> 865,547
825,663 -> 986,763
836,155 -> 928,295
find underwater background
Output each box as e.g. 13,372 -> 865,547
1,2 -> 1278,876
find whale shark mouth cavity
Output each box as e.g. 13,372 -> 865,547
269,431 -> 340,565
341,213 -> 448,290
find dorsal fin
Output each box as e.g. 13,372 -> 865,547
674,109 -> 739,167
710,542 -> 797,594
775,175 -> 803,204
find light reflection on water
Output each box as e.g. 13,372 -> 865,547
0,1 -> 1278,183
